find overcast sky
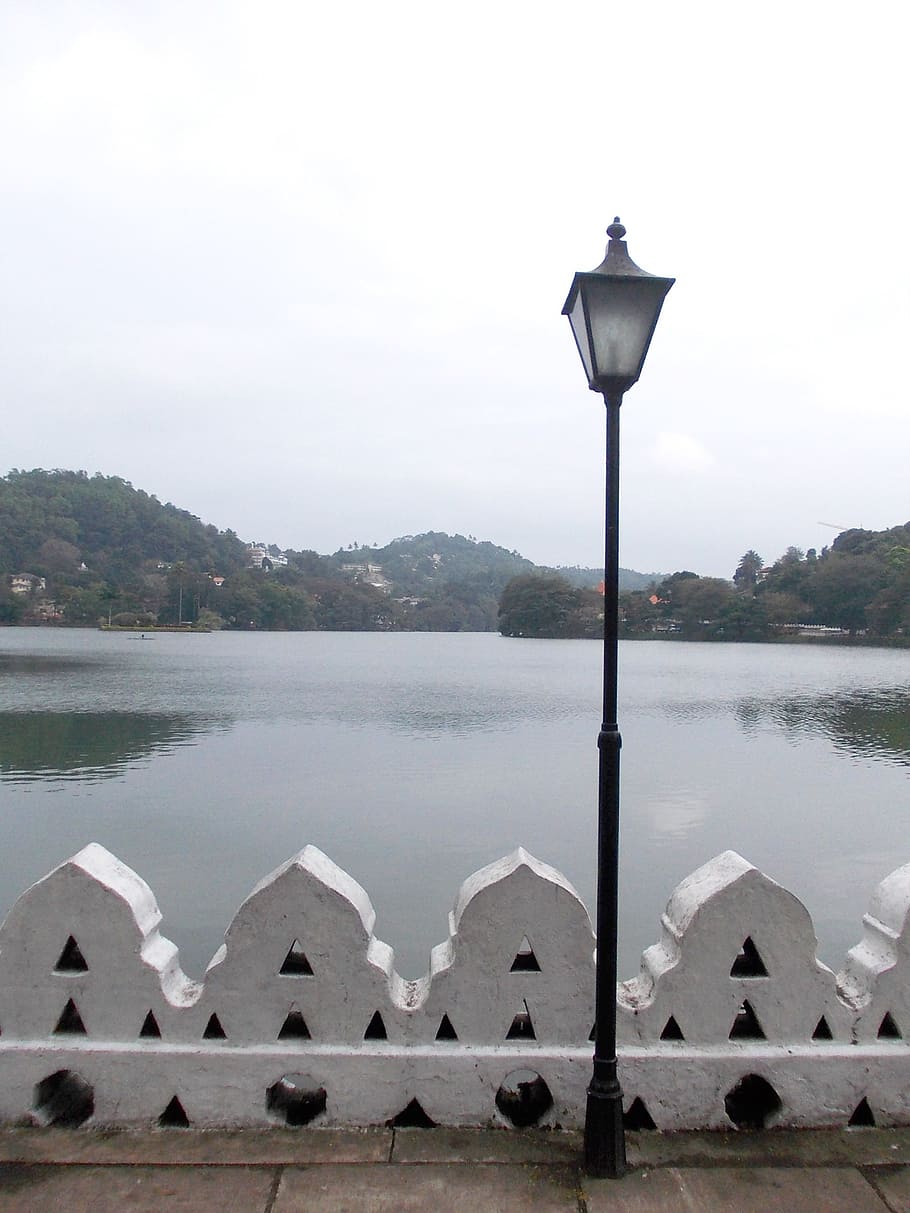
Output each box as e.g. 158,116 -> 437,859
2,2 -> 907,578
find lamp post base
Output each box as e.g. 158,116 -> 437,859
583,1078 -> 627,1178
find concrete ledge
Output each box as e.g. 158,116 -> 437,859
4,1126 -> 910,1169
0,1126 -> 392,1165
628,1127 -> 910,1169
390,1127 -> 582,1164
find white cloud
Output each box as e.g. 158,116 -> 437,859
651,433 -> 716,476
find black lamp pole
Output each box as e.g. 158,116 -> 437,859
562,219 -> 674,1178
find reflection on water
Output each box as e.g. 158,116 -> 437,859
739,689 -> 910,767
0,653 -> 101,676
646,791 -> 710,841
1,629 -> 908,980
0,711 -> 221,783
377,686 -> 579,737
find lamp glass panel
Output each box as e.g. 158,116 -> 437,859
586,278 -> 669,385
567,288 -> 594,382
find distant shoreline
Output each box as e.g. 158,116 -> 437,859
98,624 -> 212,634
502,631 -> 910,649
1,622 -> 906,648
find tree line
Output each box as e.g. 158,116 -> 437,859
498,525 -> 910,643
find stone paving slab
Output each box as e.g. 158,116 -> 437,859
390,1127 -> 582,1165
628,1128 -> 910,1170
0,1127 -> 392,1166
272,1163 -> 580,1212
581,1168 -> 692,1212
677,1166 -> 888,1212
0,1163 -> 276,1213
2,1129 -> 910,1213
864,1166 -> 910,1213
584,1166 -> 893,1212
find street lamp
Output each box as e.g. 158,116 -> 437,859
562,218 -> 674,1178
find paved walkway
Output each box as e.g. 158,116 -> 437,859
3,1126 -> 910,1211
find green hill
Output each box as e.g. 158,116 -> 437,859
0,469 -> 249,626
0,468 -> 645,632
0,469 -> 248,581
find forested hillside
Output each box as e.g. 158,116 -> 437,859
0,469 -> 613,631
0,469 -> 248,580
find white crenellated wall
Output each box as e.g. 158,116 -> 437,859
2,843 -> 910,1132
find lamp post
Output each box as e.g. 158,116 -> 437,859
562,218 -> 674,1178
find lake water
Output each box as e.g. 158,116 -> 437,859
1,628 -> 908,981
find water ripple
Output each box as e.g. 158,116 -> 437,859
0,711 -> 226,784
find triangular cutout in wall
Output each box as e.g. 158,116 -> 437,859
510,936 -> 541,972
203,1013 -> 227,1040
139,1010 -> 162,1039
364,1010 -> 388,1040
54,936 -> 88,973
506,1002 -> 536,1040
280,940 -> 314,976
878,1012 -> 902,1040
435,1014 -> 458,1041
158,1096 -> 190,1127
660,1015 -> 685,1041
849,1097 -> 876,1127
624,1096 -> 657,1130
54,998 -> 87,1035
388,1098 -> 436,1128
729,1000 -> 766,1040
730,936 -> 769,978
812,1016 -> 833,1041
278,1010 -> 312,1040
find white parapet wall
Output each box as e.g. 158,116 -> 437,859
2,842 -> 910,1132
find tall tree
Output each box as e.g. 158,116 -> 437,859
733,550 -> 764,591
